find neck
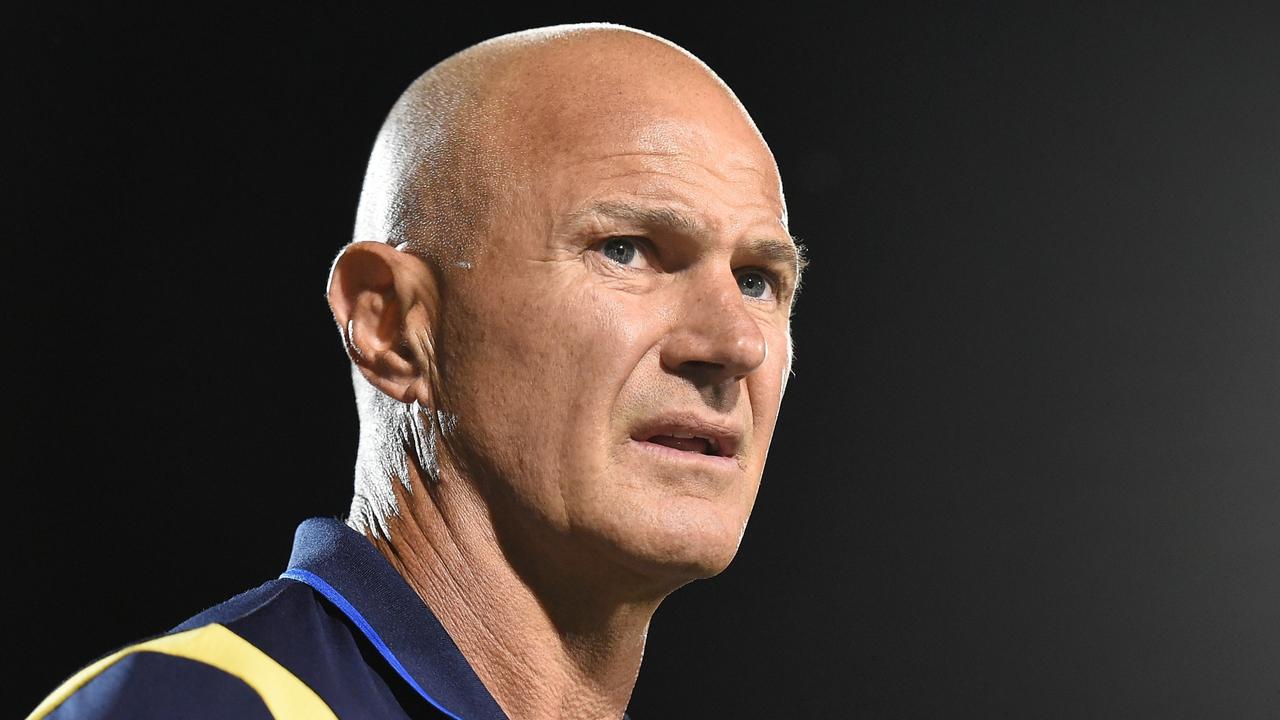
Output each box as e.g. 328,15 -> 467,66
365,460 -> 662,720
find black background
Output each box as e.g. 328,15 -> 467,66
9,3 -> 1280,717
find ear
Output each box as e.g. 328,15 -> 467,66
326,241 -> 439,405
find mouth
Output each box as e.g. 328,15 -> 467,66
630,414 -> 742,463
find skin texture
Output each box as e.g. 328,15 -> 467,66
326,25 -> 801,719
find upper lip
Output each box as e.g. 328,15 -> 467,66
631,413 -> 743,458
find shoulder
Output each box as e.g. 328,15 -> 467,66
30,580 -> 347,720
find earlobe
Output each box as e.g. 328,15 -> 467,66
327,241 -> 438,405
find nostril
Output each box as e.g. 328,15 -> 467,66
674,360 -> 730,385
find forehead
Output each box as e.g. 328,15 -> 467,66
508,109 -> 786,244
570,123 -> 777,206
485,40 -> 786,231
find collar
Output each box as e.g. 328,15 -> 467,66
281,517 -> 507,720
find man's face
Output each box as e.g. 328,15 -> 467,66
435,66 -> 798,589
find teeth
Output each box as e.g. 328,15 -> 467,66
671,432 -> 694,439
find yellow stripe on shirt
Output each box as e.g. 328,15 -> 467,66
28,623 -> 337,720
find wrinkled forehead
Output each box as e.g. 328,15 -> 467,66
481,37 -> 786,219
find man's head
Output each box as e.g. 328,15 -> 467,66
328,24 -> 802,593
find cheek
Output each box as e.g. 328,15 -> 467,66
746,325 -> 790,455
439,271 -> 655,495
517,280 -> 646,405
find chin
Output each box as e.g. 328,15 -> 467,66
594,493 -> 751,588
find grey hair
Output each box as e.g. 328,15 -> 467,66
347,369 -> 439,539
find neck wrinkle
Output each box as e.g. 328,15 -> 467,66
367,458 -> 655,720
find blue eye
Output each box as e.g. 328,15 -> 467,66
601,237 -> 640,265
737,270 -> 773,299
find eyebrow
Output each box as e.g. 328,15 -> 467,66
573,200 -> 807,284
572,200 -> 707,237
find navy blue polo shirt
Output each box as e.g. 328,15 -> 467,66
31,518 -> 510,719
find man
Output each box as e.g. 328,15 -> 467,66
32,22 -> 803,720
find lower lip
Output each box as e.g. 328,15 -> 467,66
629,439 -> 740,470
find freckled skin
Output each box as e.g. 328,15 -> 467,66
434,36 -> 795,593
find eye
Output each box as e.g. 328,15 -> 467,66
736,269 -> 776,300
599,236 -> 648,267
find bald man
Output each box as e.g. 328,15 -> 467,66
31,23 -> 803,720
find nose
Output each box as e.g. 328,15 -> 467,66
660,270 -> 768,385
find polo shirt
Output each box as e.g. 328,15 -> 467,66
30,518 -> 511,719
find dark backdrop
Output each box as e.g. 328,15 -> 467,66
9,3 -> 1280,717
